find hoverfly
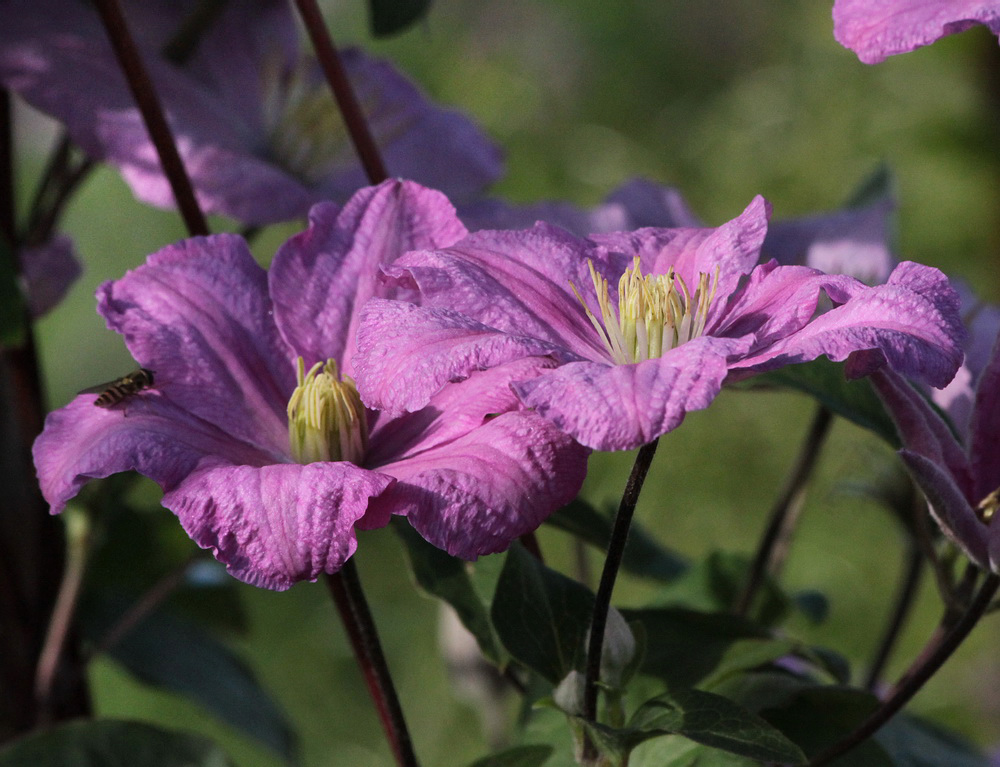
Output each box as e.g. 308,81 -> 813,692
85,368 -> 156,408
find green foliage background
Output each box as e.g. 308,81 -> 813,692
14,0 -> 1000,765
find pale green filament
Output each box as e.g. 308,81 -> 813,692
287,358 -> 368,464
572,257 -> 719,365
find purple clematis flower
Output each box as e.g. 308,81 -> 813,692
833,0 -> 1000,64
462,178 -> 896,285
354,196 -> 964,452
872,302 -> 1000,570
19,235 -> 82,319
0,0 -> 503,225
33,181 -> 587,590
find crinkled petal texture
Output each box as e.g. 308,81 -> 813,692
269,180 -> 467,372
356,198 -> 964,451
0,0 -> 501,224
834,0 -> 1000,64
163,463 -> 395,590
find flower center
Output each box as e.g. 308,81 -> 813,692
287,358 -> 368,464
259,55 -> 412,186
572,257 -> 719,364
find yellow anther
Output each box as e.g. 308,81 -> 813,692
287,358 -> 368,464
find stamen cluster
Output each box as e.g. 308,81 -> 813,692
287,357 -> 368,464
574,257 -> 719,364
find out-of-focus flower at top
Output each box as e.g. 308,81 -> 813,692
833,0 -> 1000,64
354,196 -> 964,452
873,302 -> 1000,571
32,181 -> 586,590
18,235 -> 82,319
0,0 -> 503,226
461,178 -> 896,285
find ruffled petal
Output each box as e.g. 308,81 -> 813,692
834,0 -> 1000,64
900,450 -> 988,569
354,299 -> 570,413
162,462 -> 395,590
376,412 -> 588,559
270,180 -> 467,371
603,178 -> 703,229
32,393 -> 277,514
512,336 -> 750,451
730,261 -> 965,388
970,334 -> 1000,501
97,235 -> 295,455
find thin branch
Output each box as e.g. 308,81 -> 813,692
734,406 -> 833,617
864,538 -> 923,693
808,571 -> 1000,767
292,0 -> 389,184
583,440 -> 659,725
92,0 -> 209,237
326,561 -> 419,767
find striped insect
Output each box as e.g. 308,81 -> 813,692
86,368 -> 155,408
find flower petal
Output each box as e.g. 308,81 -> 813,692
376,412 -> 588,559
269,180 -> 467,371
19,235 -> 82,318
833,0 -> 1000,64
900,449 -> 988,568
32,393 -> 277,514
162,462 -> 395,590
512,336 -> 750,451
98,235 -> 295,455
970,333 -> 1000,501
354,298 -> 572,414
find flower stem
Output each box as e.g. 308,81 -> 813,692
92,0 -> 209,237
863,538 -> 923,693
326,561 -> 419,767
734,405 -> 832,617
582,439 -> 659,727
808,571 -> 999,767
292,0 -> 389,185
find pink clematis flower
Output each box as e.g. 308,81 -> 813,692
33,181 -> 587,590
833,0 -> 1000,64
354,196 -> 964,452
0,0 -> 503,225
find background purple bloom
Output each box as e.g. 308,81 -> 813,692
355,196 -> 963,451
0,0 -> 503,225
33,181 -> 586,589
834,0 -> 1000,64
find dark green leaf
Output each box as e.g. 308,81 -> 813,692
844,164 -> 894,209
876,713 -> 989,767
393,518 -> 504,663
0,720 -> 236,767
0,235 -> 26,347
490,543 -> 594,683
631,736 -> 761,767
546,499 -> 688,581
627,687 -> 807,764
368,0 -> 431,37
698,638 -> 799,688
82,598 -> 296,760
738,359 -> 899,446
622,607 -> 769,689
761,686 -> 892,766
468,744 -> 553,767
792,590 -> 830,624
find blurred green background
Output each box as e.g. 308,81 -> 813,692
14,0 -> 1000,764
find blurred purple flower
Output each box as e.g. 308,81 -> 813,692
462,178 -> 895,285
33,181 -> 586,590
833,0 -> 1000,64
19,234 -> 82,318
0,0 -> 503,225
354,196 -> 964,452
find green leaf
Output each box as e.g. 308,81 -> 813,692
792,589 -> 830,624
631,735 -> 760,767
627,687 -> 807,764
546,499 -> 688,581
83,598 -> 296,760
0,235 -> 26,347
737,359 -> 899,446
875,713 -> 989,767
844,164 -> 894,209
490,543 -> 595,683
622,607 -> 769,689
698,638 -> 799,688
0,720 -> 237,767
368,0 -> 431,37
468,744 -> 554,767
393,518 -> 505,664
